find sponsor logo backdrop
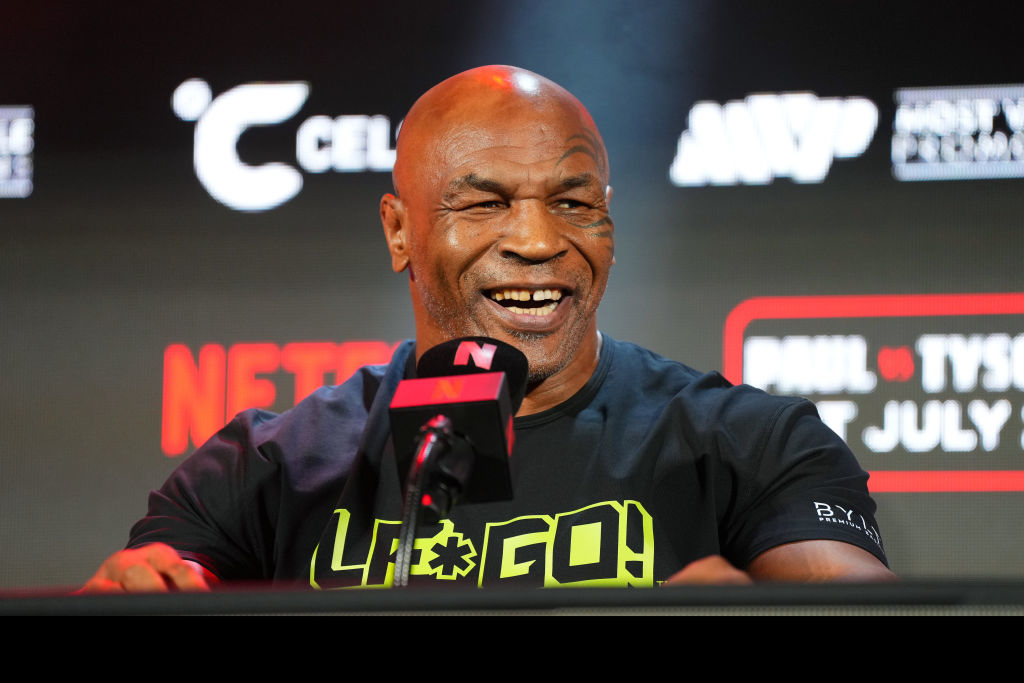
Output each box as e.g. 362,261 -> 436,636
2,2 -> 1023,586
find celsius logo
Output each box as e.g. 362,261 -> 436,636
172,78 -> 397,212
669,92 -> 877,186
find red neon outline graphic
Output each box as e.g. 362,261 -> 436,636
723,293 -> 1024,492
868,471 -> 1024,493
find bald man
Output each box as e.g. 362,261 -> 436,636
83,66 -> 893,592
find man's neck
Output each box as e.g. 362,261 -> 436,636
516,331 -> 603,417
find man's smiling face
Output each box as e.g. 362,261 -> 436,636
381,67 -> 614,402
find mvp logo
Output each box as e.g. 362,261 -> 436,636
669,92 -> 877,186
310,500 -> 654,588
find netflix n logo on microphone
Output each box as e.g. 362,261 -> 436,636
724,294 -> 1024,492
453,339 -> 497,369
389,338 -> 529,505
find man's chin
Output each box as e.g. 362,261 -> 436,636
502,329 -> 582,385
432,305 -> 593,383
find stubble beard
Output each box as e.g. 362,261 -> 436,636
416,278 -> 591,386
507,323 -> 587,387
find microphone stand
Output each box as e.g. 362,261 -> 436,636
394,414 -> 474,588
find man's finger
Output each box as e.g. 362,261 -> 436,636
118,561 -> 172,592
79,544 -> 213,593
144,545 -> 213,590
163,561 -> 212,591
129,544 -> 212,591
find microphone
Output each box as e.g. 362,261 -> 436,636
389,337 -> 528,510
416,336 -> 529,410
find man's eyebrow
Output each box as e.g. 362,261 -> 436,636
442,172 -> 600,202
443,174 -> 508,201
554,172 -> 600,191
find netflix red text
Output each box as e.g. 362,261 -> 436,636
161,340 -> 401,456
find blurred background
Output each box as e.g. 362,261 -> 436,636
3,0 -> 1023,588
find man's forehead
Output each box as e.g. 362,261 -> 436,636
394,66 -> 608,193
436,113 -> 595,159
429,135 -> 604,203
431,106 -> 607,186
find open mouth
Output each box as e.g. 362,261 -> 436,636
487,287 -> 565,316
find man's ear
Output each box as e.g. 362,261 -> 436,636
380,193 -> 410,273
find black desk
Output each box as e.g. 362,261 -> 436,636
4,581 -> 1024,615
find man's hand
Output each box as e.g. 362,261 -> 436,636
662,555 -> 754,585
78,543 -> 216,593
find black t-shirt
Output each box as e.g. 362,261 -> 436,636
129,335 -> 886,588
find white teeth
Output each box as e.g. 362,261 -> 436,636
490,288 -> 563,302
506,302 -> 559,316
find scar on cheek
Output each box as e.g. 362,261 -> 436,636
409,265 -> 416,282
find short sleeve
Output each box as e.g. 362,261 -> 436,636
127,409 -> 282,580
721,398 -> 888,569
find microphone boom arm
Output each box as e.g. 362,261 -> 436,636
394,414 -> 474,587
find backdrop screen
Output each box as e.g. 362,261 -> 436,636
3,1 -> 1023,586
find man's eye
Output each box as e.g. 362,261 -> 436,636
554,199 -> 588,209
468,200 -> 505,210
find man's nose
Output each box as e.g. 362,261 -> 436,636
499,200 -> 569,263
